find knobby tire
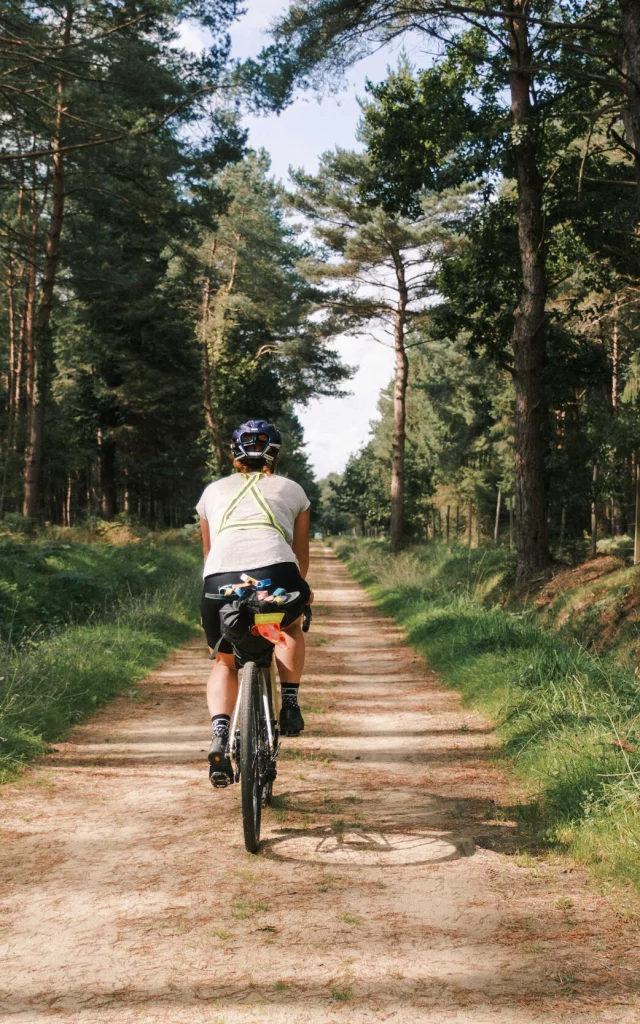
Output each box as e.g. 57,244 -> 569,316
240,661 -> 262,853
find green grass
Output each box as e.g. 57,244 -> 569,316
0,536 -> 201,780
336,538 -> 640,889
0,532 -> 199,646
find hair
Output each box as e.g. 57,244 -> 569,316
232,456 -> 278,474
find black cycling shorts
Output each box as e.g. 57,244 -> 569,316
201,561 -> 311,654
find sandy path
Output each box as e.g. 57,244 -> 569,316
1,546 -> 640,1024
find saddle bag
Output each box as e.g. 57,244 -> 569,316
219,591 -> 306,668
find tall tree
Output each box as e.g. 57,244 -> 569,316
186,151 -> 350,476
289,149 -> 459,549
243,0 -> 632,582
0,0 -> 240,516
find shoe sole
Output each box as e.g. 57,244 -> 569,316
208,751 -> 233,787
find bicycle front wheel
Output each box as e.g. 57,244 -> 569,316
240,661 -> 262,853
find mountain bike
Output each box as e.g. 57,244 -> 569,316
226,604 -> 311,854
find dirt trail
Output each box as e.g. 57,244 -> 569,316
2,547 -> 640,1023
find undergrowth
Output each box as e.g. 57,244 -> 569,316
336,538 -> 640,889
0,534 -> 201,780
0,533 -> 198,646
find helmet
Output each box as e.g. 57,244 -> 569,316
231,419 -> 282,465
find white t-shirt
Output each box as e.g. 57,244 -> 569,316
196,473 -> 310,577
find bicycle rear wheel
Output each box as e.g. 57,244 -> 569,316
240,661 -> 262,853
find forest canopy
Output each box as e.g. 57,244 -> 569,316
0,0 -> 348,528
244,0 -> 640,582
2,0 -> 640,588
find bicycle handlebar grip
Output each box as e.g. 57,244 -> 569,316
302,605 -> 312,633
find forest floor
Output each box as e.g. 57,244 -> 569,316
2,546 -> 640,1023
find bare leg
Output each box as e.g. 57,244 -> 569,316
207,651 -> 239,718
276,620 -> 305,684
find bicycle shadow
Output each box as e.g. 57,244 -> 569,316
261,785 -> 540,860
261,821 -> 475,867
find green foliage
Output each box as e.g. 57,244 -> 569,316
328,332 -> 511,541
0,5 -> 341,527
0,539 -> 201,779
289,148 -> 462,342
0,0 -> 246,524
246,0 -> 640,577
0,534 -> 200,647
184,151 -> 350,479
339,538 -> 640,888
362,48 -> 503,216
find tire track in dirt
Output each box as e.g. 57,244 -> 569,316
1,546 -> 639,1023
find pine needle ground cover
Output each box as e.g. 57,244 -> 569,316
337,539 -> 640,889
0,534 -> 202,780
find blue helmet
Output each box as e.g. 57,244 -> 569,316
231,419 -> 282,465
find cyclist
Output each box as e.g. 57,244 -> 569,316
196,419 -> 312,787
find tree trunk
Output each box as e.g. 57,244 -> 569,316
446,505 -> 450,544
200,240 -> 227,468
494,485 -> 502,546
635,455 -> 640,566
612,296 -> 619,411
0,236 -> 22,516
620,0 -> 640,195
100,433 -> 118,520
65,477 -> 72,527
23,3 -> 73,518
591,463 -> 598,558
559,503 -> 566,556
455,505 -> 460,540
389,261 -> 409,553
22,193 -> 40,517
123,468 -> 131,515
507,1 -> 549,585
468,502 -> 473,549
6,256 -> 17,421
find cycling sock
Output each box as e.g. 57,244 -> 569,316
281,684 -> 300,709
211,714 -> 230,743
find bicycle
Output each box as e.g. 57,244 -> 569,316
223,601 -> 311,854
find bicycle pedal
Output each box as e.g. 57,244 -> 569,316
210,772 -> 233,789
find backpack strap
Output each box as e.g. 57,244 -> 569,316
217,475 -> 287,540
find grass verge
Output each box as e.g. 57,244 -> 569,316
336,538 -> 640,889
0,542 -> 201,781
0,532 -> 199,645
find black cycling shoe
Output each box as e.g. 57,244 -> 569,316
208,735 -> 234,788
279,705 -> 305,736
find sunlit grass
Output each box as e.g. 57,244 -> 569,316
0,548 -> 201,780
337,538 -> 640,890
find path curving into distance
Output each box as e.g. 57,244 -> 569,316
1,546 -> 639,1022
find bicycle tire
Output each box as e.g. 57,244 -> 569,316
240,661 -> 262,853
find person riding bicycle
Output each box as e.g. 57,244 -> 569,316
196,419 -> 312,787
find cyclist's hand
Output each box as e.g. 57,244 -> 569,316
308,589 -> 315,605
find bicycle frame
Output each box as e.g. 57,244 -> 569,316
227,655 -> 281,781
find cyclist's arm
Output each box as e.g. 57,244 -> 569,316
200,517 -> 211,564
292,508 -> 310,579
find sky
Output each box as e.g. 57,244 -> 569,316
181,2 -> 427,478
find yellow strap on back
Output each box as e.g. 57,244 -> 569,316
217,475 -> 287,540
